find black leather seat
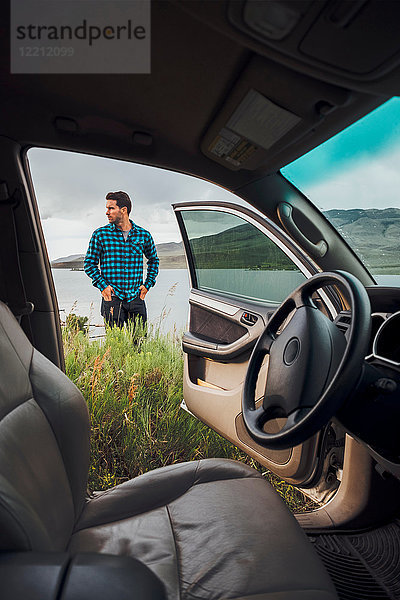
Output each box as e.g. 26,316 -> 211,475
0,301 -> 338,599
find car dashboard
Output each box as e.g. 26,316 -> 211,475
334,286 -> 400,482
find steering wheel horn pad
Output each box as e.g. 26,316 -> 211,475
242,271 -> 371,449
283,337 -> 300,365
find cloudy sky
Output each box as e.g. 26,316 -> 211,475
29,97 -> 400,260
28,148 -> 243,260
282,97 -> 400,212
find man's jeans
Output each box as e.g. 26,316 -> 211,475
101,294 -> 147,329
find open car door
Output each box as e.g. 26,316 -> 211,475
174,201 -> 344,502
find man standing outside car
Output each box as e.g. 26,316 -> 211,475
84,191 -> 159,329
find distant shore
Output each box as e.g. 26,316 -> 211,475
52,257 -> 187,270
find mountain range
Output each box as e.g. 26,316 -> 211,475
324,208 -> 400,271
51,208 -> 400,273
51,242 -> 186,270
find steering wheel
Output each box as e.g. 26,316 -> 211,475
242,271 -> 371,450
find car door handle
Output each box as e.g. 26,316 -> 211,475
240,312 -> 258,326
278,202 -> 328,258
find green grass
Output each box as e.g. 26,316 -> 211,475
62,317 -> 316,513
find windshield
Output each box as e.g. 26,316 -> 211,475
281,97 -> 400,286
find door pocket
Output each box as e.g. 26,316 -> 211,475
190,305 -> 247,344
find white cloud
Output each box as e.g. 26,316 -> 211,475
306,146 -> 400,212
40,218 -> 94,259
29,148 -> 241,258
33,144 -> 400,260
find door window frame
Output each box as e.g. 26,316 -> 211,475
174,201 -> 337,315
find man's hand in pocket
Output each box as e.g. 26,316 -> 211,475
101,285 -> 114,301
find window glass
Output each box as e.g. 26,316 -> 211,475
181,209 -> 305,303
281,98 -> 400,286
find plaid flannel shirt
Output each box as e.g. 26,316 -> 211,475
84,220 -> 159,301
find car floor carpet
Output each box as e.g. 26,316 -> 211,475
308,520 -> 400,600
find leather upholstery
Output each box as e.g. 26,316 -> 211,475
71,460 -> 338,599
0,301 -> 338,599
0,302 -> 90,551
0,552 -> 166,600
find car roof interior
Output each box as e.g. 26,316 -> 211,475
2,0 -> 399,188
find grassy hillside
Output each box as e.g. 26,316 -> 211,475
190,223 -> 297,271
325,208 -> 400,273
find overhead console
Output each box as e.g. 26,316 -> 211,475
179,0 -> 400,172
179,0 -> 400,94
227,0 -> 400,86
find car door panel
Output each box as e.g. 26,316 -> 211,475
182,291 -> 267,359
174,201 -> 334,489
182,291 -> 321,483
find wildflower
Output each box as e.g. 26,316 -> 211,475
128,373 -> 140,403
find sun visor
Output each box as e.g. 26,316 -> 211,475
201,56 -> 350,171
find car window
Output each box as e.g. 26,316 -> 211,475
26,148 -> 245,334
281,97 -> 400,287
180,209 -> 306,303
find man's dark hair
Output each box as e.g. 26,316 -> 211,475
106,191 -> 132,214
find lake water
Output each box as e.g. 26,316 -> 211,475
52,269 -> 190,335
52,269 -> 400,337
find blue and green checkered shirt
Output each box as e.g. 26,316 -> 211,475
84,220 -> 159,301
